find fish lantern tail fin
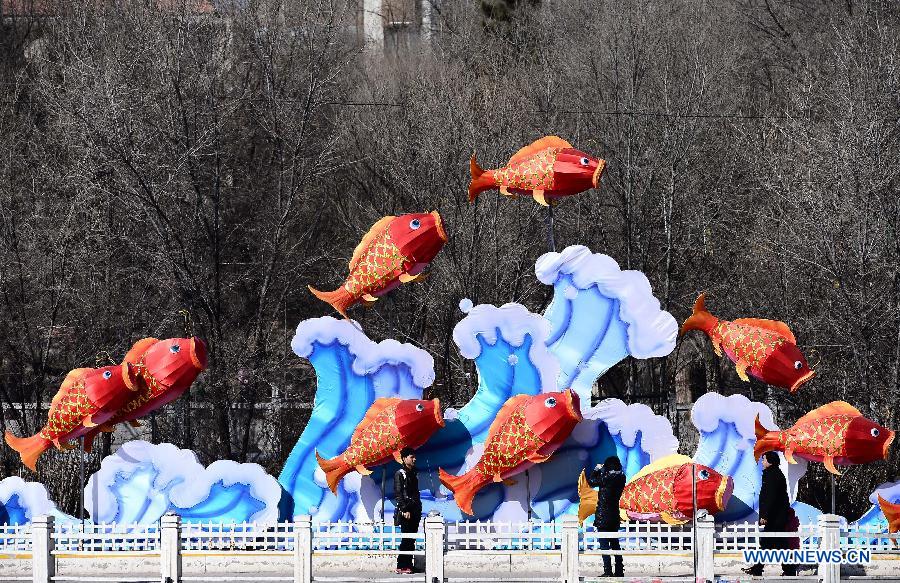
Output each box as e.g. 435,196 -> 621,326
753,414 -> 776,461
680,293 -> 717,336
467,153 -> 495,202
315,450 -> 351,494
4,431 -> 51,472
439,467 -> 478,516
308,286 -> 353,320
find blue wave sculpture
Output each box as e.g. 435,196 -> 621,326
536,246 -> 678,402
0,477 -> 68,525
279,317 -> 436,521
85,441 -> 282,524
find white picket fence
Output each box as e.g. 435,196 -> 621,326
2,514 -> 898,582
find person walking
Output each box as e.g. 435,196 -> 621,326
587,456 -> 627,578
393,447 -> 422,574
743,451 -> 796,577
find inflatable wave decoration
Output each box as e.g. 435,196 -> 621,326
85,441 -> 282,524
0,476 -> 70,525
691,393 -> 811,523
536,245 -> 678,403
279,317 -> 436,521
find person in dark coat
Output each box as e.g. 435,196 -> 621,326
393,447 -> 422,574
587,456 -> 627,577
744,451 -> 797,576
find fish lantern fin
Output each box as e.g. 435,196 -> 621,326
485,395 -> 532,446
527,452 -> 552,464
4,432 -> 51,472
355,464 -> 372,475
735,360 -> 750,382
784,447 -> 797,464
393,450 -> 403,463
349,216 -> 396,271
660,512 -> 685,525
619,508 -> 628,522
711,337 -> 723,357
823,456 -> 842,476
83,415 -> 98,428
124,338 -> 160,365
795,401 -> 861,426
362,293 -> 379,302
398,273 -> 423,284
508,136 -> 573,165
53,438 -> 76,451
733,318 -> 797,344
316,450 -> 352,494
577,470 -> 599,525
352,398 -> 400,443
492,473 -> 504,483
499,185 -> 514,198
532,190 -> 549,207
877,495 -> 900,534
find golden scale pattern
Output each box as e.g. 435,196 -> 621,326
344,408 -> 402,466
344,230 -> 407,297
40,381 -> 93,440
621,465 -> 680,513
476,408 -> 544,480
780,415 -> 854,456
714,321 -> 786,370
493,148 -> 559,191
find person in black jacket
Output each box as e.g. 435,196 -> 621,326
587,456 -> 627,577
393,447 -> 422,574
744,451 -> 796,577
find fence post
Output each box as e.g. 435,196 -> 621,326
560,515 -> 579,583
293,515 -> 312,583
818,514 -> 841,583
31,514 -> 55,583
160,513 -> 182,583
695,513 -> 715,582
424,514 -> 445,583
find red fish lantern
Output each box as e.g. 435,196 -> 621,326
82,337 -> 208,450
577,454 -> 733,525
754,402 -> 894,475
877,496 -> 900,546
4,364 -> 139,470
309,212 -> 447,319
316,398 -> 445,493
468,136 -> 606,206
680,293 -> 815,392
439,390 -> 582,515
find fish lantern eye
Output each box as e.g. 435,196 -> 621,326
871,428 -> 880,438
580,157 -> 590,166
409,219 -> 421,230
698,469 -> 710,480
794,361 -> 803,370
415,403 -> 424,412
102,370 -> 112,380
544,397 -> 557,408
170,344 -> 181,354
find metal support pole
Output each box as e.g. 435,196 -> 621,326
545,206 -> 556,252
78,435 -> 85,537
831,473 -> 836,514
691,463 -> 698,581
